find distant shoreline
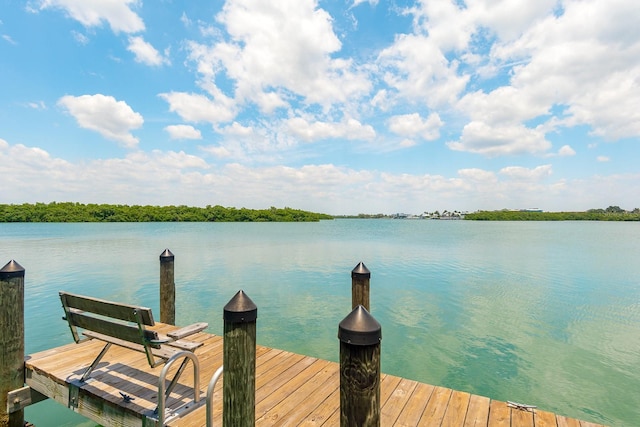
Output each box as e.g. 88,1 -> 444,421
463,210 -> 640,221
338,208 -> 640,221
0,202 -> 333,223
2,203 -> 639,222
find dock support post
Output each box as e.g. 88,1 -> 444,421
223,290 -> 257,427
0,260 -> 25,427
351,262 -> 371,311
339,305 -> 381,427
159,249 -> 175,325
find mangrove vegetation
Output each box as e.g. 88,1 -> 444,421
0,202 -> 334,222
465,206 -> 640,221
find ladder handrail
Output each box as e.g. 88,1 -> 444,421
157,351 -> 200,426
206,365 -> 224,427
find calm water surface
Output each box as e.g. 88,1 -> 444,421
2,220 -> 639,426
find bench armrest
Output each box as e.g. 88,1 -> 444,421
167,322 -> 208,340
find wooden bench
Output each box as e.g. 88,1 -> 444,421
59,291 -> 208,381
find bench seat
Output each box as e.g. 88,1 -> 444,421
60,291 -> 208,377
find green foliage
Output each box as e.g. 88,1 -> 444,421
465,209 -> 640,221
0,202 -> 333,223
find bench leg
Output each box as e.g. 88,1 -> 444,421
81,342 -> 112,382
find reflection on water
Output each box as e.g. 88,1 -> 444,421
2,220 -> 639,426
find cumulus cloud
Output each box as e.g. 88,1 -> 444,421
285,117 -> 376,142
37,0 -> 145,33
390,0 -> 640,158
159,91 -> 236,124
352,0 -> 378,8
378,34 -> 469,108
1,138 -> 639,214
557,145 -> 576,157
127,36 -> 168,66
457,168 -> 497,183
164,125 -> 202,140
480,0 -> 640,140
200,122 -> 283,162
58,94 -> 143,147
499,164 -> 552,180
448,121 -> 551,156
388,112 -> 443,141
185,0 -> 371,111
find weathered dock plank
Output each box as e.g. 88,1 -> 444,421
463,394 -> 491,427
23,323 -> 607,427
488,399 -> 511,427
418,386 -> 453,426
381,378 -> 418,425
394,382 -> 435,426
441,390 -> 471,426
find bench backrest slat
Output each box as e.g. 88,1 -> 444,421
61,292 -> 155,325
67,309 -> 159,346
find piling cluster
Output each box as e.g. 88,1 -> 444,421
1,253 -> 382,427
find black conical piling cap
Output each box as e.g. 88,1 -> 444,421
0,260 -> 25,280
160,249 -> 174,262
224,290 -> 258,323
351,262 -> 370,278
338,305 -> 381,346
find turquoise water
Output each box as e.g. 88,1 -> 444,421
2,220 -> 639,426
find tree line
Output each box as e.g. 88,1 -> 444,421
465,206 -> 640,221
0,202 -> 334,223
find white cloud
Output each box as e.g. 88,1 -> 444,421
38,0 -> 145,33
411,0 -> 557,50
457,86 -> 549,126
58,94 -> 143,147
352,0 -> 378,8
220,122 -> 253,137
457,168 -> 497,183
186,0 -> 371,110
71,30 -> 89,45
393,0 -> 640,158
180,12 -> 191,27
285,117 -> 376,142
1,139 -> 639,214
388,112 -> 443,141
486,0 -> 640,140
205,122 -> 286,162
159,91 -> 236,124
164,125 -> 202,140
557,145 -> 576,157
200,145 -> 232,159
2,34 -> 17,45
26,101 -> 47,110
448,121 -> 551,156
499,165 -> 552,180
597,156 -> 610,162
127,36 -> 168,66
378,34 -> 469,108
399,139 -> 416,148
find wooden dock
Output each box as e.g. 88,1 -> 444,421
24,323 -> 606,427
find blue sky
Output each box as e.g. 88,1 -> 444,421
1,0 -> 638,215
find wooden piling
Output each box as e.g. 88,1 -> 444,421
351,262 -> 371,311
159,249 -> 175,325
223,290 -> 257,427
0,260 -> 25,427
339,305 -> 381,427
